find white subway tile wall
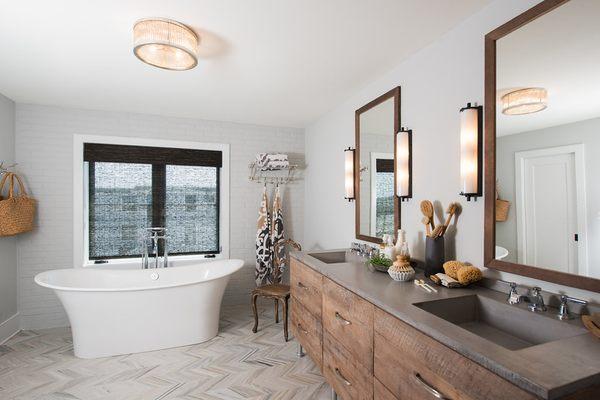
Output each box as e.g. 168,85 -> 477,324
15,104 -> 305,330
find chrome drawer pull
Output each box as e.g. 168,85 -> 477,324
413,373 -> 448,400
335,311 -> 351,325
297,323 -> 308,335
297,281 -> 309,290
334,367 -> 352,386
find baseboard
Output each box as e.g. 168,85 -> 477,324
0,312 -> 20,344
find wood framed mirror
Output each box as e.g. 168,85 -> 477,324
355,87 -> 401,243
484,0 -> 600,292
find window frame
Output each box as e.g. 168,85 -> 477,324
74,135 -> 230,268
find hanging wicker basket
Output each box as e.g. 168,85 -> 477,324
495,182 -> 510,222
0,172 -> 36,237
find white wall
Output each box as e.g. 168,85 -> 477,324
0,92 -> 19,342
496,117 -> 600,277
304,0 -> 600,303
15,104 -> 304,329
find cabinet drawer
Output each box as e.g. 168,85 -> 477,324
291,298 -> 322,369
323,331 -> 373,400
322,277 -> 374,372
290,259 -> 322,318
374,308 -> 536,400
374,378 -> 398,400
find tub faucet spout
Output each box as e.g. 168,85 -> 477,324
142,228 -> 169,269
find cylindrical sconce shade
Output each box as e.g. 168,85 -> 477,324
396,128 -> 412,200
344,148 -> 355,201
459,103 -> 483,201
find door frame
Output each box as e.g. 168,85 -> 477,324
514,144 -> 588,275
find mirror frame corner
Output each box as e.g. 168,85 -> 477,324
354,86 -> 401,244
483,0 -> 600,293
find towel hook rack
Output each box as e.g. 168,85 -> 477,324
248,162 -> 299,185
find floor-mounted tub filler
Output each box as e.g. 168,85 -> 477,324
34,259 -> 244,358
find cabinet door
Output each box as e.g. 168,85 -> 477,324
323,331 -> 373,400
374,307 -> 536,400
290,259 -> 323,318
322,277 -> 374,372
291,298 -> 322,369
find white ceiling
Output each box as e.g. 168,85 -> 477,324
496,0 -> 600,136
0,0 -> 490,128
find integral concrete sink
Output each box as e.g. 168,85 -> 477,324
414,295 -> 587,350
309,251 -> 353,264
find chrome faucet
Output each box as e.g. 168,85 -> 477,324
499,280 -> 523,305
350,242 -> 378,258
142,227 -> 169,269
528,287 -> 547,312
557,295 -> 587,320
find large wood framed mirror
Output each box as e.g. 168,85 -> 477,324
484,0 -> 600,292
355,87 -> 401,243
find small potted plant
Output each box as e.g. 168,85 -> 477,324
369,254 -> 393,272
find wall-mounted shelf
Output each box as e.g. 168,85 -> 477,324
248,162 -> 299,185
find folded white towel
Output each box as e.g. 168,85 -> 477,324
256,153 -> 289,171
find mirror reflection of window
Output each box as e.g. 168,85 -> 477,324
495,0 -> 599,279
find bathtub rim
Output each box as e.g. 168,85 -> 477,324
34,259 -> 245,293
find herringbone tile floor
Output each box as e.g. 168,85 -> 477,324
0,305 -> 329,400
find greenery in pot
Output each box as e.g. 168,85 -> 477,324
369,254 -> 393,272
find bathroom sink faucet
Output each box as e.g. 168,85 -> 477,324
528,287 -> 547,312
142,227 -> 169,269
499,280 -> 523,305
557,295 -> 587,320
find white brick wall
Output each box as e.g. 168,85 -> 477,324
15,104 -> 305,330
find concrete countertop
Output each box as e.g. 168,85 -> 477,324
291,249 -> 600,400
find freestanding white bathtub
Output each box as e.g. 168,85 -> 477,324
34,259 -> 244,359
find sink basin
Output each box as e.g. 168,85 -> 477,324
309,251 -> 353,264
414,295 -> 587,350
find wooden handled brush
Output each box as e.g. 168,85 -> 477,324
420,200 -> 435,230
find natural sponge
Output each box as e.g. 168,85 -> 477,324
456,265 -> 483,285
443,261 -> 464,279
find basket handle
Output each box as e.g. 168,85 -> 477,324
0,172 -> 13,198
9,173 -> 28,197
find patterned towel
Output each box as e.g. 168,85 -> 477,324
272,185 -> 285,283
256,153 -> 289,171
255,186 -> 273,286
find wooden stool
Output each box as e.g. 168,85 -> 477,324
251,239 -> 301,341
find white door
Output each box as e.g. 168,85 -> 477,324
515,145 -> 587,275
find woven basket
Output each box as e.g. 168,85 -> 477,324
0,173 -> 36,237
496,199 -> 510,222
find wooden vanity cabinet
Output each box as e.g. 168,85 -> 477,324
290,258 -> 323,369
290,258 -> 596,400
373,308 -> 536,400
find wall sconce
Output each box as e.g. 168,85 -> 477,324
395,127 -> 412,201
459,103 -> 483,201
344,147 -> 355,201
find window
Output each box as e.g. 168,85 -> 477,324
375,158 -> 394,238
84,143 -> 222,260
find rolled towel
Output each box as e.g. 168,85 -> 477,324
256,153 -> 289,171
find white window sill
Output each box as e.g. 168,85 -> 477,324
82,253 -> 226,269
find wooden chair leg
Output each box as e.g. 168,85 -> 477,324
274,299 -> 279,323
283,297 -> 289,342
252,294 -> 259,333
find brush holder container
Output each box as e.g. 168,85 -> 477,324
425,236 -> 445,277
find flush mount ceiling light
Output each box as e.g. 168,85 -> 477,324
133,18 -> 198,71
501,87 -> 547,115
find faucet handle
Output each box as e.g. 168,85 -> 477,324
499,280 -> 522,305
557,295 -> 587,320
531,286 -> 542,296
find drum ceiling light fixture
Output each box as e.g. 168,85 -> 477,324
501,87 -> 547,115
133,18 -> 199,71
